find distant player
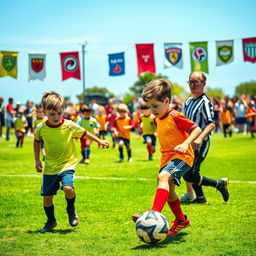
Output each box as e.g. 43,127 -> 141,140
114,103 -> 133,162
34,91 -> 109,233
14,110 -> 28,148
139,102 -> 157,160
77,105 -> 100,164
132,79 -> 201,236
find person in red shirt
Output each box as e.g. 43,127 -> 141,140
132,79 -> 201,236
6,97 -> 16,141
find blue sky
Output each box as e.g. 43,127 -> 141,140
0,0 -> 255,105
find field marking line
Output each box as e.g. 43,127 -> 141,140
0,174 -> 256,184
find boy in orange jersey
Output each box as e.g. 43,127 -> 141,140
246,101 -> 256,138
220,103 -> 233,138
114,103 -> 133,162
139,102 -> 157,161
132,79 -> 201,236
95,106 -> 108,147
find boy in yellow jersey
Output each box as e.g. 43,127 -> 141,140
77,105 -> 100,164
114,103 -> 133,162
14,110 -> 28,148
139,102 -> 157,160
34,92 -> 109,233
132,79 -> 201,236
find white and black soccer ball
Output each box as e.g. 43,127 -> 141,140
135,210 -> 169,244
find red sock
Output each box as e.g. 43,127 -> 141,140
151,188 -> 169,212
147,145 -> 153,155
167,199 -> 185,221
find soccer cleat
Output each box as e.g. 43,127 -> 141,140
85,159 -> 90,164
67,208 -> 79,227
132,214 -> 141,223
180,193 -> 196,203
168,215 -> 191,236
40,220 -> 57,233
128,157 -> 133,162
79,158 -> 85,164
148,155 -> 153,161
216,178 -> 229,202
194,197 -> 208,204
118,158 -> 124,163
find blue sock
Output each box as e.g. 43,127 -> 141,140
85,148 -> 91,159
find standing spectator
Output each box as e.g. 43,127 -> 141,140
0,97 -> 5,138
220,103 -> 233,138
24,101 -> 35,136
212,97 -> 222,133
180,71 -> 229,204
234,96 -> 248,134
5,97 -> 16,141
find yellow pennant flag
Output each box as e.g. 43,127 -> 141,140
0,51 -> 18,79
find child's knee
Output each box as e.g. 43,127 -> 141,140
63,185 -> 74,194
157,172 -> 170,183
118,140 -> 124,146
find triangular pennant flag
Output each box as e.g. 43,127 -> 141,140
0,51 -> 18,79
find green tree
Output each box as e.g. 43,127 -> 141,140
76,86 -> 115,101
205,87 -> 224,98
235,80 -> 256,97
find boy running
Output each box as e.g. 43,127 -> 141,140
34,92 -> 109,233
132,79 -> 201,236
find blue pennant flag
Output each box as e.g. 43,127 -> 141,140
108,52 -> 125,76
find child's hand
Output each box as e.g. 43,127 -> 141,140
99,140 -> 110,149
35,160 -> 43,173
174,143 -> 189,154
191,138 -> 203,150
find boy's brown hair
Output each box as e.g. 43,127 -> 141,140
142,79 -> 172,102
41,91 -> 65,111
117,103 -> 129,113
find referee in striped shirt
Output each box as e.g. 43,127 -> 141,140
180,71 -> 229,204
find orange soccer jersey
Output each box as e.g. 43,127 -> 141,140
95,114 -> 107,131
156,109 -> 198,168
221,109 -> 232,124
114,116 -> 133,139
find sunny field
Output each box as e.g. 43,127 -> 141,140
0,132 -> 255,256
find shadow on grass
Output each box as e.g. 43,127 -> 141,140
27,229 -> 75,235
131,232 -> 188,250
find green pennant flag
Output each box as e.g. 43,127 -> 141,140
190,41 -> 208,73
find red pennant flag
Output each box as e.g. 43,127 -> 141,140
242,37 -> 256,63
136,44 -> 156,74
60,52 -> 81,80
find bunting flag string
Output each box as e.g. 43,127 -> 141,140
0,36 -> 255,81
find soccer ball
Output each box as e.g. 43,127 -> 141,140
135,210 -> 169,244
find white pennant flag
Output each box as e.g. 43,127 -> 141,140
216,40 -> 234,66
28,53 -> 46,81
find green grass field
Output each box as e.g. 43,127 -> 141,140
0,132 -> 255,256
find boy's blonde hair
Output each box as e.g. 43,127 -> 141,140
117,103 -> 129,113
41,91 -> 65,111
142,79 -> 172,102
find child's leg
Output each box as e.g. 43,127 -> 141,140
167,181 -> 185,221
118,139 -> 124,160
151,171 -> 170,212
85,140 -> 92,159
146,137 -> 153,156
20,132 -> 25,147
125,145 -> 132,160
43,196 -> 56,222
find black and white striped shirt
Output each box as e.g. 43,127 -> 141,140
184,93 -> 214,141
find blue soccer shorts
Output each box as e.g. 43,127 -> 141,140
40,169 -> 75,196
159,159 -> 191,186
142,134 -> 156,146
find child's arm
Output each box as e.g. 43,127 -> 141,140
174,126 -> 201,154
33,140 -> 43,172
85,131 -> 109,148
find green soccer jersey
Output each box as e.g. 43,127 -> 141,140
34,119 -> 86,175
77,117 -> 99,134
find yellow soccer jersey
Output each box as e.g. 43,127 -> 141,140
34,118 -> 87,175
140,114 -> 156,135
14,116 -> 27,133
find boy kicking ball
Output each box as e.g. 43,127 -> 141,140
132,79 -> 201,236
34,92 -> 109,233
